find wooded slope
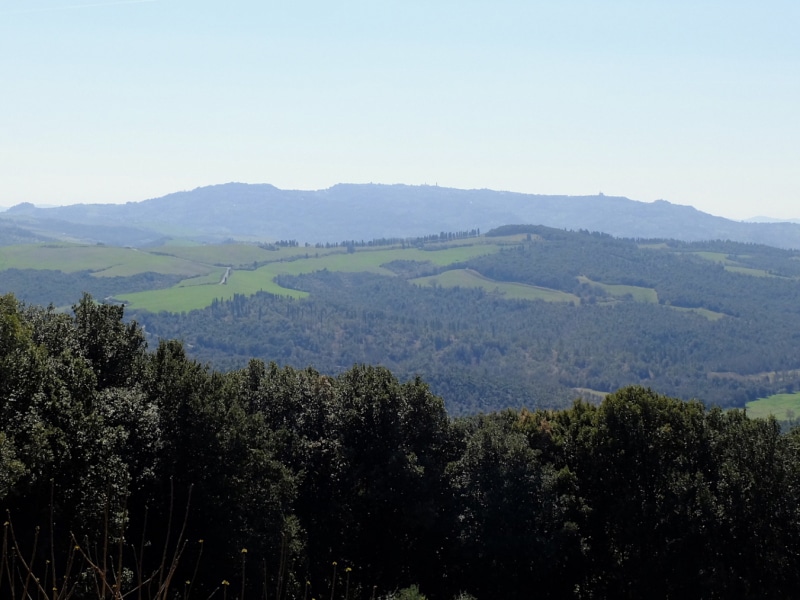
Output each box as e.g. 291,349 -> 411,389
3,294 -> 800,599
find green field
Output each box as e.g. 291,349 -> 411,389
686,252 -> 782,279
723,265 -> 777,278
412,269 -> 580,304
690,251 -> 736,265
745,392 -> 800,421
0,239 -> 507,313
0,243 -> 213,277
576,275 -> 658,303
667,306 -> 727,321
117,245 -> 504,312
149,244 -> 291,267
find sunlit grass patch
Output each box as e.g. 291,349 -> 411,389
666,306 -> 726,321
118,269 -> 308,312
746,392 -> 800,421
149,243 -> 308,267
723,265 -> 777,278
412,269 -> 580,303
576,276 -> 658,303
0,243 -> 215,277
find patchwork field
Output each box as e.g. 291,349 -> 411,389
667,306 -> 727,321
117,244 -> 504,312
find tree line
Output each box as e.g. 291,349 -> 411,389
3,293 -> 800,598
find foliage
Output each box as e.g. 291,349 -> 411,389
4,293 -> 800,599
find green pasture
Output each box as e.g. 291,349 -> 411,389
412,269 -> 580,304
0,243 -> 211,277
150,243 -> 319,267
687,252 -> 778,278
667,306 -> 726,321
176,271 -> 228,287
118,244 -> 503,312
724,265 -> 776,278
746,392 -> 800,421
573,387 -> 609,401
577,276 -> 658,303
486,233 -> 540,243
0,243 -> 135,272
690,251 -> 736,265
92,254 -> 214,277
119,271 -> 309,313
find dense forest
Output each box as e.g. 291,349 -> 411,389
121,227 -> 800,413
3,293 -> 800,599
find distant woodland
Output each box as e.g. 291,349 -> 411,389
116,227 -> 800,414
4,226 -> 800,414
3,294 -> 800,599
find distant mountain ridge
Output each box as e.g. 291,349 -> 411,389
744,216 -> 800,224
4,183 -> 800,249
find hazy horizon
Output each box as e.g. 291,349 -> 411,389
0,182 -> 798,223
2,1 -> 798,221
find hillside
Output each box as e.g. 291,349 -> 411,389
4,296 -> 800,598
5,183 -> 800,248
3,226 -> 800,414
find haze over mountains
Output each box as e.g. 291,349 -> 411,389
3,183 -> 800,249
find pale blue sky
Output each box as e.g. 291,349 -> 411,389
1,0 -> 798,219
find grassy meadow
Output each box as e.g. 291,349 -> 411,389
745,392 -> 800,421
0,240 -> 506,313
413,269 -> 580,304
667,306 -> 727,321
576,275 -> 659,303
117,244 -> 504,312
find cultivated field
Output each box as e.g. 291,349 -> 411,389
745,392 -> 800,421
117,244 -> 504,312
576,275 -> 658,303
0,243 -> 214,277
413,269 -> 580,304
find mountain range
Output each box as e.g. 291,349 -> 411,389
3,183 -> 800,249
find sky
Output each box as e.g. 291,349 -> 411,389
0,1 -> 798,220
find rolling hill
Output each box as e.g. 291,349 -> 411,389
4,225 -> 800,414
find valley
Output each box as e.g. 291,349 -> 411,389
4,224 -> 800,416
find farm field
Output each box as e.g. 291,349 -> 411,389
667,306 -> 727,321
689,251 -> 738,265
150,243 -> 296,267
0,239 -> 505,312
412,269 -> 580,303
724,265 -> 778,278
745,392 -> 800,421
118,244 -> 504,312
0,243 -> 213,277
685,251 -> 788,279
576,275 -> 658,303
